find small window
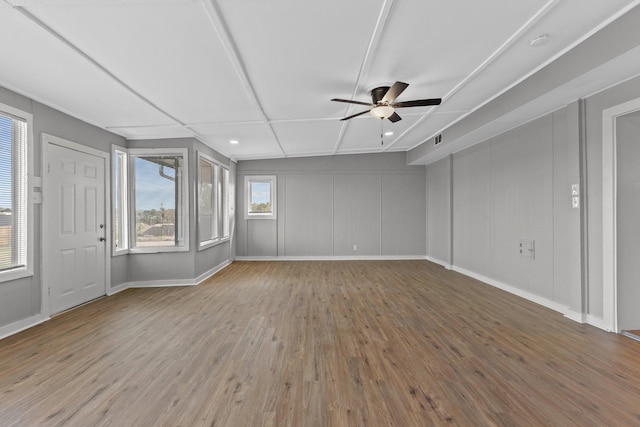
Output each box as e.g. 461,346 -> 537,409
130,148 -> 189,252
245,175 -> 276,219
112,146 -> 128,255
0,104 -> 32,282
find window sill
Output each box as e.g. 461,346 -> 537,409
198,237 -> 230,251
0,268 -> 34,284
129,246 -> 190,254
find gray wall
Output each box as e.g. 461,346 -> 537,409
0,85 -> 235,333
426,156 -> 451,266
0,85 -> 125,330
236,152 -> 426,258
425,107 -> 582,314
584,74 -> 640,320
614,113 -> 640,331
423,73 -> 640,324
125,138 -> 234,283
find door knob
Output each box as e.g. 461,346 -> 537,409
99,237 -> 107,242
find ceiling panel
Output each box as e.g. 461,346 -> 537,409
1,0 -> 638,163
0,2 -> 174,128
22,1 -> 263,124
442,0 -> 638,116
193,122 -> 282,160
217,0 -> 385,120
338,114 -> 423,154
272,121 -> 342,157
362,0 -> 548,99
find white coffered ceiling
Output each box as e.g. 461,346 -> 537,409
0,0 -> 638,161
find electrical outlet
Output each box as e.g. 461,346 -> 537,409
353,244 -> 358,251
519,239 -> 535,259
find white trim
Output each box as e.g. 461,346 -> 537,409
236,255 -> 427,261
122,260 -> 231,288
563,310 -> 586,324
601,97 -> 640,332
41,133 -> 111,319
2,260 -> 233,339
451,265 -> 578,320
0,102 -> 34,283
244,175 -> 277,219
426,256 -> 452,270
0,313 -> 48,341
196,151 -> 231,250
587,314 -> 612,332
128,147 -> 190,253
111,144 -> 129,256
195,260 -> 231,284
106,282 -> 129,296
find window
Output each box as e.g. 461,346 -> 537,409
220,167 -> 230,238
112,147 -> 128,255
245,175 -> 276,219
130,148 -> 189,252
197,152 -> 230,249
111,147 -> 190,253
0,104 -> 32,282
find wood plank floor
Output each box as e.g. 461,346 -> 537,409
1,260 -> 640,426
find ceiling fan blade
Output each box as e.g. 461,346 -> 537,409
331,98 -> 374,107
387,112 -> 402,123
392,98 -> 442,108
340,109 -> 371,121
381,81 -> 409,103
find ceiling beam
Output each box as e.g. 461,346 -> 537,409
200,0 -> 287,157
381,0 -> 561,153
6,2 -> 190,131
331,0 -> 395,155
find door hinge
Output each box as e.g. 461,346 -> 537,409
47,163 -> 51,174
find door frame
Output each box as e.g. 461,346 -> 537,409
41,133 -> 111,317
602,97 -> 640,332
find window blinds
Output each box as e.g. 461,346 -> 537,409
0,112 -> 27,272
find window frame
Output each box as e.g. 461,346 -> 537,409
245,175 -> 276,219
129,147 -> 189,254
197,152 -> 230,250
0,103 -> 33,283
111,145 -> 129,256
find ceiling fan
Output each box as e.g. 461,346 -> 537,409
331,81 -> 442,123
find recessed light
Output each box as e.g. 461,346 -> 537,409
384,131 -> 394,136
529,34 -> 549,47
229,140 -> 239,145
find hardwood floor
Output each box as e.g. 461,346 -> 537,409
1,260 -> 640,426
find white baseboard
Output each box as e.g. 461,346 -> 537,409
563,309 -> 586,324
426,256 -> 452,270
195,260 -> 232,285
107,282 -> 129,296
235,255 -> 427,261
586,314 -> 612,332
0,313 -> 49,341
1,261 -> 233,341
126,260 -> 232,289
451,265 -> 580,321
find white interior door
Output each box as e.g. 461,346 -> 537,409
47,143 -> 106,314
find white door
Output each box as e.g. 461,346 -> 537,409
47,143 -> 107,314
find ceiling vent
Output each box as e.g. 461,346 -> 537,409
434,134 -> 443,146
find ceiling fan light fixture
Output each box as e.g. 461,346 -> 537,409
370,105 -> 395,119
